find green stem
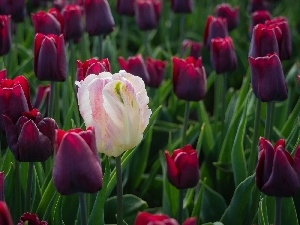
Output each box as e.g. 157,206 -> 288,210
275,197 -> 282,225
178,14 -> 186,56
121,16 -> 128,57
182,101 -> 190,146
49,81 -> 56,118
98,35 -> 103,60
79,192 -> 87,225
143,31 -> 150,57
178,189 -> 184,224
116,156 -> 123,225
248,99 -> 261,174
25,162 -> 34,212
264,102 -> 274,140
220,73 -> 227,141
13,160 -> 22,222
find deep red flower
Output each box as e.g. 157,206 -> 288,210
134,212 -> 179,225
33,85 -> 50,110
0,0 -> 26,22
249,10 -> 272,37
170,0 -> 193,13
214,3 -> 239,31
116,0 -> 135,16
17,212 -> 48,225
247,0 -> 269,13
0,201 -> 14,225
146,57 -> 166,88
203,16 -> 228,48
182,39 -> 202,59
76,58 -> 111,81
0,15 -> 12,56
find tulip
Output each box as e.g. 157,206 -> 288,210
0,0 -> 26,22
31,8 -> 64,35
0,15 -> 12,56
135,0 -> 162,31
134,212 -> 179,225
0,201 -> 14,225
256,137 -> 300,197
170,0 -> 193,13
17,212 -> 48,225
203,16 -> 228,48
116,0 -> 135,16
182,217 -> 197,225
76,70 -> 151,157
53,128 -> 102,195
34,33 -> 67,82
76,58 -> 111,82
62,4 -> 84,42
33,85 -> 50,110
247,0 -> 269,13
84,0 -> 115,36
53,0 -> 68,11
146,57 -> 166,88
2,109 -> 58,162
181,39 -> 202,59
249,10 -> 272,37
118,55 -> 150,85
214,3 -> 239,31
172,57 -> 206,101
248,53 -> 287,102
210,36 -> 237,74
165,144 -> 200,189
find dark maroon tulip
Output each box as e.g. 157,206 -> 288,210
210,36 -> 237,74
183,217 -> 197,225
172,57 -> 206,101
0,15 -> 12,56
84,0 -> 115,36
31,8 -> 64,35
0,172 -> 3,201
2,109 -> 58,162
134,212 -> 179,225
0,0 -> 26,22
0,201 -> 14,225
0,75 -> 32,130
165,144 -> 200,189
53,128 -> 103,195
170,0 -> 193,13
146,57 -> 166,88
116,0 -> 135,16
182,39 -> 202,59
203,16 -> 228,48
53,0 -> 68,11
265,17 -> 292,60
256,137 -> 300,197
33,85 -> 50,110
247,0 -> 269,13
76,58 -> 111,81
62,4 -> 84,42
17,212 -> 48,225
249,54 -> 287,102
118,55 -> 150,85
249,10 -> 272,37
214,3 -> 239,31
34,33 -> 67,82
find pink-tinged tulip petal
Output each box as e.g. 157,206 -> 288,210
0,201 -> 14,225
76,58 -> 111,81
204,16 -> 228,48
183,217 -> 197,225
134,212 -> 172,225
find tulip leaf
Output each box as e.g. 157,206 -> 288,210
281,98 -> 300,138
258,197 -> 269,225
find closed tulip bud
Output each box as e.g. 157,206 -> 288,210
118,55 -> 150,85
247,0 -> 269,13
182,39 -> 202,59
17,212 -> 48,225
210,36 -> 237,74
53,128 -> 102,195
62,4 -> 84,42
34,33 -> 67,82
116,0 -> 135,16
249,10 -> 272,37
76,58 -> 111,82
146,57 -> 166,88
0,15 -> 12,56
134,212 -> 179,225
172,57 -> 206,101
249,54 -> 287,102
203,16 -> 228,48
215,3 -> 239,31
77,70 -> 151,157
0,0 -> 26,22
84,0 -> 115,36
31,8 -> 64,35
171,0 -> 193,14
165,144 -> 200,189
2,109 -> 58,162
256,137 -> 300,197
0,201 -> 14,225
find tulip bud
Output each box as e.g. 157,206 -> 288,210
34,33 -> 67,82
84,0 -> 115,36
146,57 -> 166,88
165,144 -> 200,189
248,53 -> 287,102
170,0 -> 193,13
247,0 -> 269,13
2,109 -> 58,162
214,3 -> 239,31
76,58 -> 111,82
172,57 -> 206,101
203,16 -> 228,48
17,212 -> 48,225
182,39 -> 202,59
53,128 -> 102,195
116,0 -> 135,16
0,15 -> 12,56
134,212 -> 179,225
0,201 -> 14,225
210,36 -> 237,74
0,0 -> 26,22
249,10 -> 272,37
118,55 -> 150,85
76,70 -> 151,157
256,137 -> 300,197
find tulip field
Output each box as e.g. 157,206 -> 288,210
0,0 -> 300,224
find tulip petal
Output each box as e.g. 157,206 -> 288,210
165,151 -> 180,188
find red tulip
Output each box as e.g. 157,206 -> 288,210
247,0 -> 269,13
203,16 -> 228,48
17,212 -> 48,225
215,3 -> 239,31
170,0 -> 193,13
146,57 -> 166,88
134,212 -> 179,225
0,15 -> 12,56
116,0 -> 135,16
0,0 -> 26,22
182,39 -> 202,59
76,58 -> 111,81
0,201 -> 14,225
249,10 -> 272,37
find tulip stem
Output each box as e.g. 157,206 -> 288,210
13,159 -> 22,220
98,35 -> 103,60
178,189 -> 184,224
49,81 -> 56,119
121,16 -> 128,57
144,31 -> 150,57
182,101 -> 190,146
25,162 -> 34,212
264,102 -> 274,140
275,197 -> 282,225
79,192 -> 87,225
116,156 -> 123,225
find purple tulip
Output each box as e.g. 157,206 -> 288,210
249,10 -> 272,37
170,0 -> 193,13
146,57 -> 167,88
182,39 -> 202,59
33,85 -> 50,110
17,212 -> 48,225
0,15 -> 12,56
0,201 -> 14,225
116,0 -> 135,16
203,16 -> 228,48
214,3 -> 239,31
247,0 -> 269,13
0,0 -> 26,22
